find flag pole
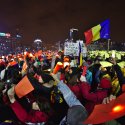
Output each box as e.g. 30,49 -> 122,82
107,39 -> 110,52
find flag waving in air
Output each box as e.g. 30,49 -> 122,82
84,19 -> 110,45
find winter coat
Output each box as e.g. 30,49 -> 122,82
68,84 -> 84,104
113,64 -> 125,95
10,101 -> 48,123
80,82 -> 109,114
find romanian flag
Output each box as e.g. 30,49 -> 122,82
84,19 -> 110,45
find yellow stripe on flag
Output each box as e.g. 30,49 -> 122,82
92,24 -> 101,41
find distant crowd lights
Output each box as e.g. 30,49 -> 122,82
0,32 -> 11,38
0,32 -> 22,38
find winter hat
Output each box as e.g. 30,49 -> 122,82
70,67 -> 81,76
66,105 -> 88,125
40,72 -> 55,83
53,62 -> 63,74
35,69 -> 55,83
100,78 -> 111,89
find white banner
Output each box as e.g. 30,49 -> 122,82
64,41 -> 87,56
77,40 -> 87,54
64,42 -> 79,56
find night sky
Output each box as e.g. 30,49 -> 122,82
0,0 -> 125,46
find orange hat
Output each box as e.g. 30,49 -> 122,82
53,62 -> 63,74
9,61 -> 18,66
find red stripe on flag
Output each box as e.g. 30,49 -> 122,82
84,29 -> 93,45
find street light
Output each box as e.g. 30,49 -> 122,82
70,28 -> 78,42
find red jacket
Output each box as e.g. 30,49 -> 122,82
10,101 -> 49,123
80,83 -> 109,114
68,84 -> 83,102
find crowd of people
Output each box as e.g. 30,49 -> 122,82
0,50 -> 125,125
